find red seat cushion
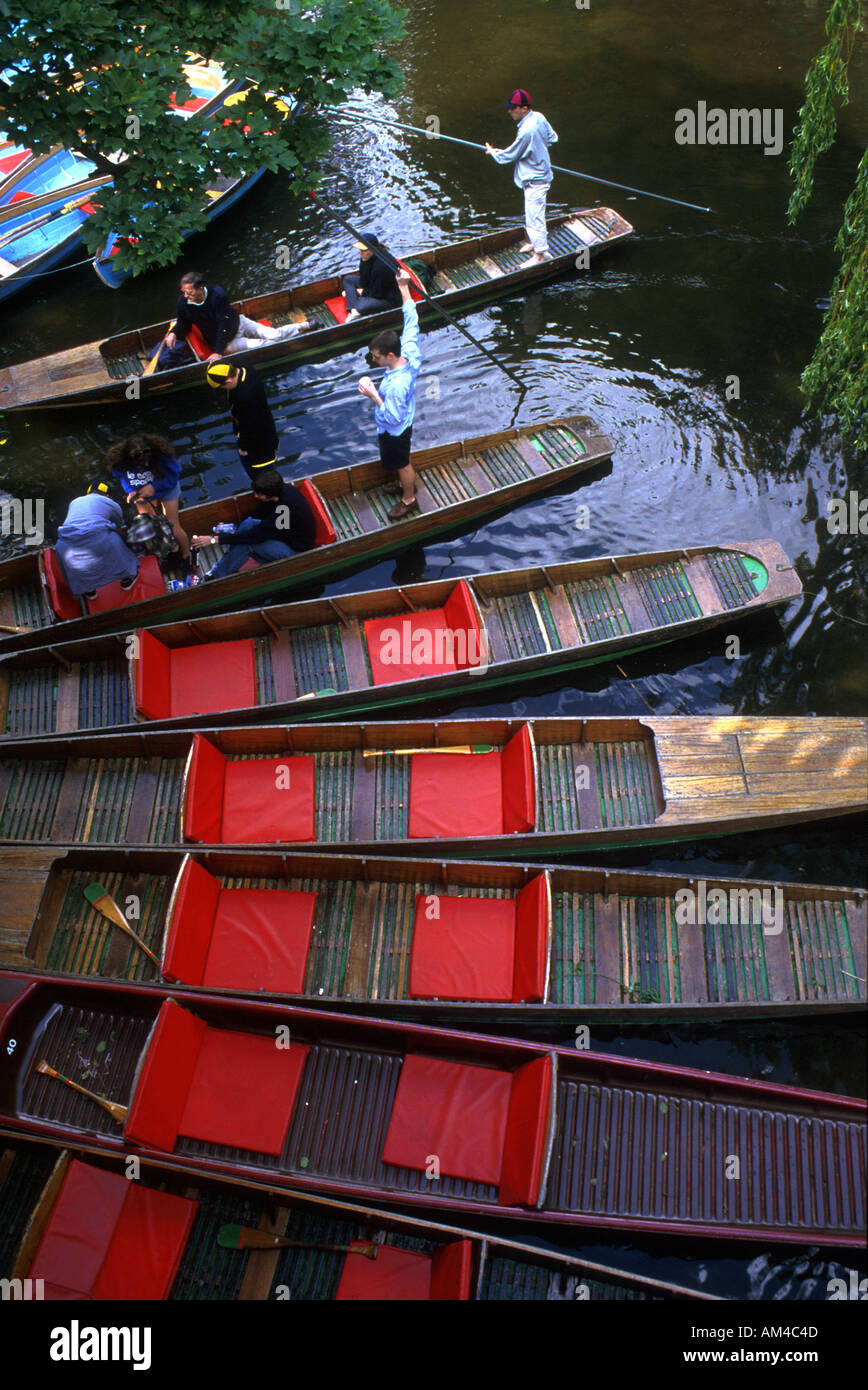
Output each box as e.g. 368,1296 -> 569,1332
85,555 -> 164,614
221,755 -> 316,844
409,895 -> 516,1001
0,151 -> 29,177
238,557 -> 261,571
125,999 -> 207,1153
430,1239 -> 474,1300
183,734 -> 226,844
162,856 -> 222,985
336,1242 -> 433,1301
202,888 -> 316,994
28,1160 -> 196,1301
167,638 -> 257,719
408,751 -> 503,839
134,628 -> 172,721
382,1054 -> 511,1187
324,294 -> 349,324
295,479 -> 336,546
513,873 -> 549,1003
364,609 -> 457,686
179,1028 -> 308,1156
501,723 -> 536,833
41,548 -> 81,621
395,259 -> 426,303
499,1056 -> 552,1208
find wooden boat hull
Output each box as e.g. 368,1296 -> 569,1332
0,716 -> 863,856
0,147 -> 98,304
0,976 -> 863,1245
0,416 -> 613,657
1,1139 -> 716,1300
0,539 -> 802,739
2,846 -> 864,1020
0,209 -> 633,411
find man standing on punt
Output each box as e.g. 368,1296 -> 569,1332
357,273 -> 423,522
486,89 -> 558,268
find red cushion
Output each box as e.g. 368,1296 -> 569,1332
125,999 -> 207,1152
202,888 -> 316,993
501,724 -> 536,834
41,549 -> 81,621
324,294 -> 348,324
442,579 -> 483,656
28,1160 -> 196,1301
408,751 -> 503,839
336,1242 -> 432,1301
295,479 -> 336,547
186,323 -> 213,361
9,189 -> 33,203
395,259 -> 426,303
183,734 -> 226,844
167,638 -> 257,719
513,873 -> 549,1003
430,1239 -> 474,1300
499,1056 -> 552,1209
0,151 -> 29,177
179,1028 -> 308,1156
382,1054 -> 511,1186
162,856 -> 221,985
221,756 -> 316,844
84,555 -> 164,614
134,628 -> 171,722
363,609 -> 454,686
238,557 -> 261,571
409,895 -> 516,1001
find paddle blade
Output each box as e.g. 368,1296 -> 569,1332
217,1224 -> 247,1250
84,882 -> 127,929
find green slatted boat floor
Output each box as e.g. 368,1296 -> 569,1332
536,739 -> 662,833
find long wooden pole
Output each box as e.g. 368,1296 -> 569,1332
0,173 -> 112,227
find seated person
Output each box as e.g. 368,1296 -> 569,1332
54,481 -> 139,600
342,233 -> 402,321
107,432 -> 191,564
193,469 -> 316,578
155,272 -> 312,368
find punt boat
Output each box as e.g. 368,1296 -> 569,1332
1,1140 -> 715,1300
1,846 -> 864,1021
0,975 -> 863,1245
0,539 -> 801,738
0,208 -> 633,410
0,416 -> 613,657
0,716 -> 862,856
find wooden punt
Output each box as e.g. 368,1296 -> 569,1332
0,976 -> 863,1245
0,539 -> 801,739
1,1140 -> 716,1301
0,716 -> 863,856
0,416 -> 613,658
1,847 -> 864,1021
0,208 -> 633,411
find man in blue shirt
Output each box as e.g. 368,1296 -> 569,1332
486,89 -> 558,268
357,274 -> 422,521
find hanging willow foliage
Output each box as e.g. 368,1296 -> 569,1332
788,0 -> 866,449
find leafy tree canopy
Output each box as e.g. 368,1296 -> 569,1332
788,0 -> 866,450
0,0 -> 405,275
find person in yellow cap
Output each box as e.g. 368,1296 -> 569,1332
205,359 -> 279,483
343,233 -> 402,321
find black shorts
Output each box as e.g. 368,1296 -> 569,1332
378,427 -> 412,471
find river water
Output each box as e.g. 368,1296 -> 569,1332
0,0 -> 866,1298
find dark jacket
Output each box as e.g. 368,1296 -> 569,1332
225,483 -> 316,552
175,284 -> 240,354
359,254 -> 401,306
229,366 -> 279,471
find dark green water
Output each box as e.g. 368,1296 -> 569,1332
0,1 -> 866,1299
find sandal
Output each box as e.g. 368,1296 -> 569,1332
388,495 -> 420,521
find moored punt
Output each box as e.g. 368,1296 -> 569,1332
0,209 -> 633,411
1,1141 -> 714,1300
0,416 -> 612,658
0,976 -> 864,1245
0,717 -> 863,856
0,540 -> 801,738
1,847 -> 864,1021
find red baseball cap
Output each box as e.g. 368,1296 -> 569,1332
504,89 -> 531,108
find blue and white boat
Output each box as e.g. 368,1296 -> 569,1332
0,146 -> 99,303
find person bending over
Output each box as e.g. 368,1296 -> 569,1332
55,481 -> 139,601
107,433 -> 191,563
192,469 -> 317,579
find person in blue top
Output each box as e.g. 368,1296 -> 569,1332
55,481 -> 139,600
486,88 -> 558,267
357,274 -> 422,521
107,434 -> 191,564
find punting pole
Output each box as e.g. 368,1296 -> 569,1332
327,106 -> 713,215
306,188 -> 525,389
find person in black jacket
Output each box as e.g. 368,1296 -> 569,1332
193,469 -> 316,578
205,359 -> 280,480
161,272 -> 310,365
342,233 -> 402,320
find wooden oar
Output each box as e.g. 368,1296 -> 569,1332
35,1061 -> 127,1124
83,883 -> 160,967
141,319 -> 176,377
0,173 -> 111,227
0,622 -> 33,633
362,743 -> 494,758
217,1224 -> 378,1259
0,192 -> 98,251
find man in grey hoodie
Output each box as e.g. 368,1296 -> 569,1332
486,89 -> 558,267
